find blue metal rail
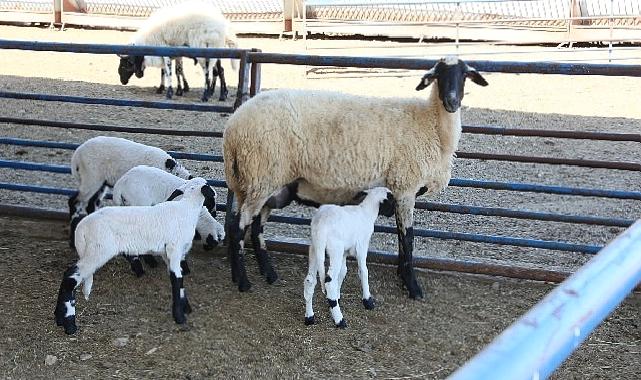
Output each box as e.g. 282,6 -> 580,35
449,220 -> 641,380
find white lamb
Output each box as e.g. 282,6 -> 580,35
304,187 -> 394,328
68,136 -> 191,247
54,177 -> 210,335
112,165 -> 225,251
223,56 -> 488,298
117,1 -> 238,102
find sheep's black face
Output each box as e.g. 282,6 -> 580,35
379,192 -> 396,217
416,57 -> 488,113
118,55 -> 145,84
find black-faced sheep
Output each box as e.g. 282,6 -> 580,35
119,56 -> 191,97
54,177 -> 210,335
304,187 -> 394,328
222,56 -> 488,299
117,1 -> 238,102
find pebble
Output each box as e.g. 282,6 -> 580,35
80,353 -> 92,361
113,337 -> 129,347
45,355 -> 57,366
145,347 -> 158,356
491,282 -> 500,290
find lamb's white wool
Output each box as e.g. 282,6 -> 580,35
54,177 -> 209,335
304,187 -> 393,328
121,1 -> 238,101
113,165 -> 224,249
222,57 -> 488,297
69,136 -> 190,220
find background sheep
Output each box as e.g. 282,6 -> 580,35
54,177 -> 210,335
112,165 -> 224,276
68,136 -> 191,247
305,187 -> 394,328
118,55 -> 191,96
117,1 -> 238,101
222,56 -> 488,299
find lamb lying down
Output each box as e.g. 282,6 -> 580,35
54,177 -> 210,335
304,187 -> 395,328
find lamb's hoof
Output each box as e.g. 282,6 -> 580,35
218,92 -> 228,101
130,260 -> 145,278
155,85 -> 165,94
63,317 -> 77,335
183,84 -> 190,93
183,299 -> 192,314
399,270 -> 424,300
54,306 -> 64,326
180,261 -> 191,276
335,319 -> 347,329
363,297 -> 376,310
238,277 -> 251,292
165,87 -> 174,100
265,269 -> 279,285
173,308 -> 186,325
304,315 -> 315,326
176,87 -> 184,96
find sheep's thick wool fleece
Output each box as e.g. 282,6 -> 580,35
223,87 -> 460,202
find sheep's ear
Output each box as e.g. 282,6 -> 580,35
416,67 -> 438,91
166,189 -> 183,201
352,191 -> 367,204
465,65 -> 488,86
201,186 -> 217,216
165,159 -> 176,170
378,192 -> 396,217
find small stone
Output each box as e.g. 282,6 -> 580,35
80,353 -> 92,361
145,347 -> 158,356
45,355 -> 57,366
113,337 -> 129,347
491,282 -> 500,291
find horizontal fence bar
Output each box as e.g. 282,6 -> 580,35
415,201 -> 633,228
0,139 -> 223,162
249,53 -> 641,77
0,40 -> 247,60
0,117 -> 223,138
462,125 -> 641,143
457,152 -> 641,171
0,91 -> 233,113
449,220 -> 641,380
3,117 -> 638,143
449,178 -> 641,201
2,157 -> 639,201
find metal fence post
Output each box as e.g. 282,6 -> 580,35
250,48 -> 262,97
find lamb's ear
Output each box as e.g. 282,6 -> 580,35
134,56 -> 145,78
166,189 -> 184,201
352,191 -> 367,204
416,66 -> 438,91
165,158 -> 176,171
378,192 -> 396,217
465,65 -> 488,86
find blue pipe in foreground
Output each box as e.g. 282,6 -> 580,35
449,220 -> 641,380
0,91 -> 233,113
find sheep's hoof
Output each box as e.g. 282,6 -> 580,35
238,277 -> 251,292
180,261 -> 191,276
63,316 -> 77,335
142,255 -> 158,268
265,269 -> 279,285
399,269 -> 424,300
183,83 -> 190,93
218,91 -> 228,101
176,87 -> 184,96
156,85 -> 165,94
130,260 -> 145,278
363,297 -> 376,310
166,87 -> 174,99
54,305 -> 64,326
173,308 -> 186,325
304,315 -> 315,326
335,319 -> 347,329
200,95 -> 210,102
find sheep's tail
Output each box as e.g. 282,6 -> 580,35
312,234 -> 327,295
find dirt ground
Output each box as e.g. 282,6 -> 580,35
0,24 -> 640,379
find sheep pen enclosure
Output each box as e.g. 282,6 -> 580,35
0,25 -> 640,379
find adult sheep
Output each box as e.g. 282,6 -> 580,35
117,1 -> 238,102
119,56 -> 191,97
222,56 -> 488,298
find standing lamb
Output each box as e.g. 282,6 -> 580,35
54,177 -> 210,335
223,56 -> 488,298
68,136 -> 191,247
117,1 -> 238,102
304,187 -> 395,328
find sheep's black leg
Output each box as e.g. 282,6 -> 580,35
210,61 -> 219,101
124,255 -> 145,277
201,59 -> 211,102
175,59 -> 184,96
395,198 -> 423,299
215,59 -> 228,101
142,254 -> 158,268
164,58 -> 174,99
180,260 -> 191,276
156,68 -> 165,94
169,271 -> 188,323
228,212 -> 251,292
54,265 -> 80,334
250,211 -> 278,284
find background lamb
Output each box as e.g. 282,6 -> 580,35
117,1 -> 238,102
68,136 -> 191,247
222,56 -> 488,299
113,165 -> 225,276
304,187 -> 395,328
54,177 -> 210,335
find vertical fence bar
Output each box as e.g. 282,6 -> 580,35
250,48 -> 262,97
449,220 -> 641,380
233,50 -> 251,111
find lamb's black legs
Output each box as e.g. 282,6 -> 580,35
250,210 -> 278,284
201,59 -> 211,102
395,198 -> 423,299
156,69 -> 166,94
169,269 -> 191,325
212,59 -> 228,101
54,265 -> 80,335
228,212 -> 251,292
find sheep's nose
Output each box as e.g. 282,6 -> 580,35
443,95 -> 460,113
